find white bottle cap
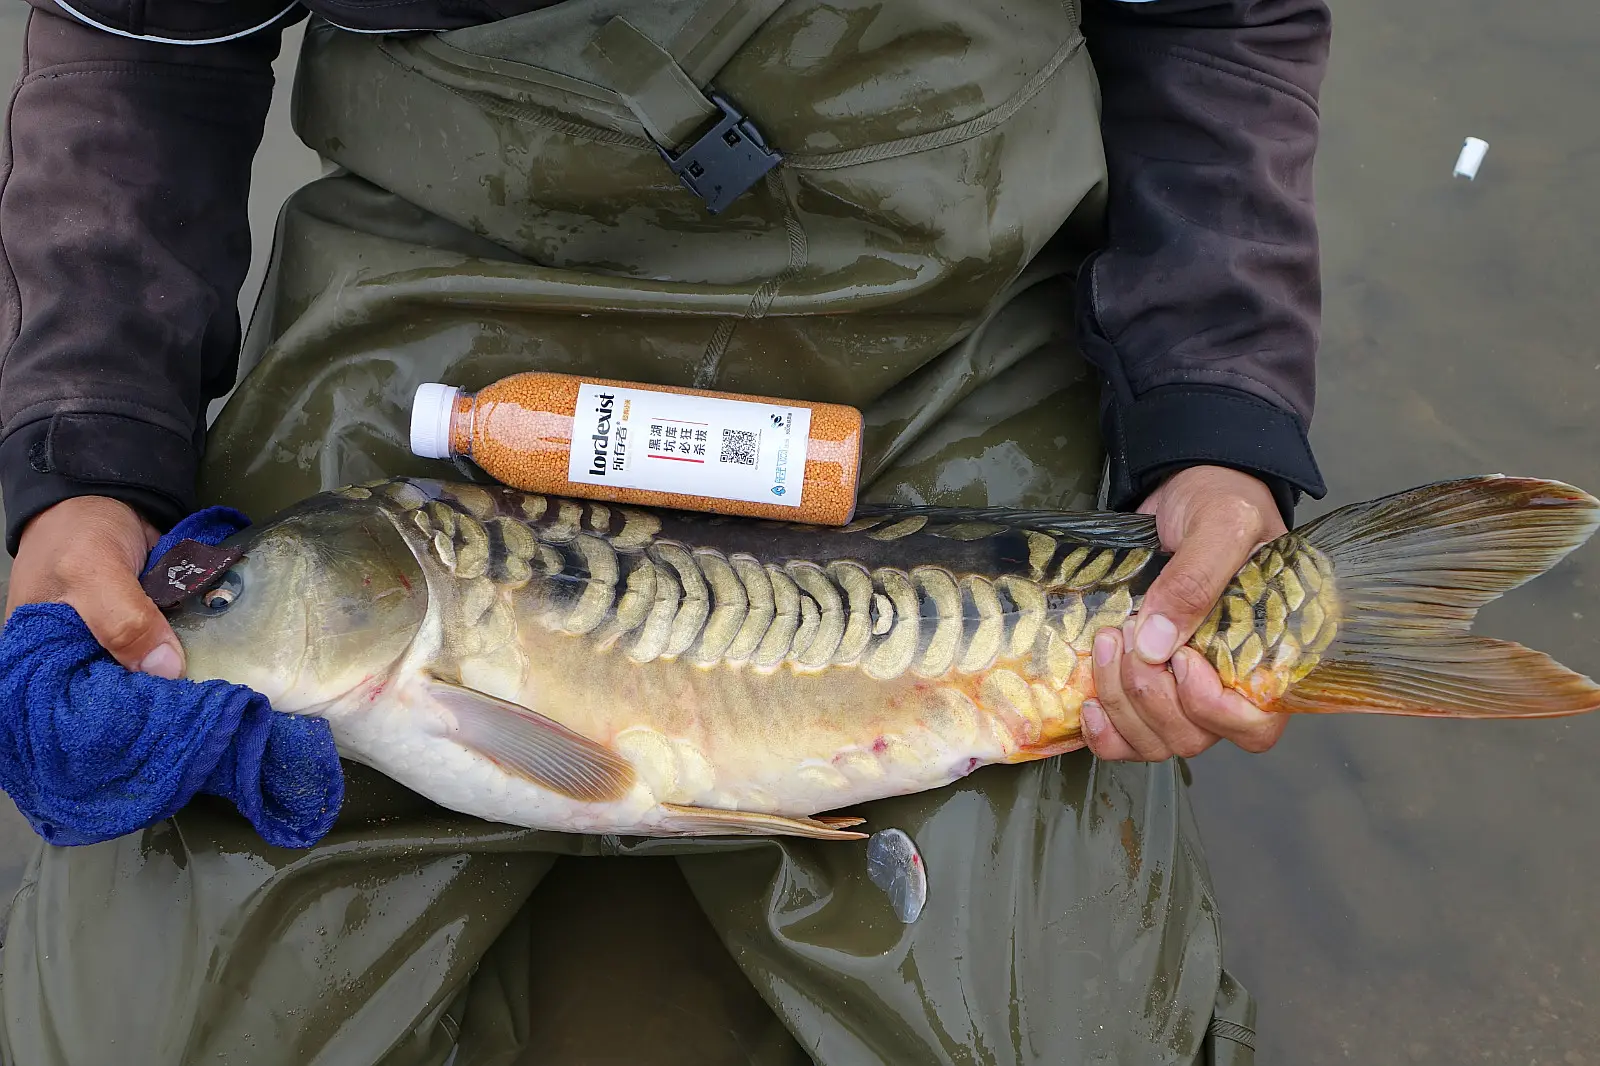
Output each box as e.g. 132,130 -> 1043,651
409,383 -> 461,460
1454,137 -> 1489,180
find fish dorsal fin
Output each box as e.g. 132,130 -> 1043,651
425,676 -> 637,802
851,505 -> 1160,549
658,803 -> 867,840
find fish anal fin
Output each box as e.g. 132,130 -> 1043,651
659,803 -> 867,840
425,676 -> 637,802
1003,735 -> 1088,764
1271,639 -> 1600,719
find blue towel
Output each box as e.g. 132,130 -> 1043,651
0,507 -> 344,850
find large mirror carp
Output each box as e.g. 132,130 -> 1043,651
169,475 -> 1600,840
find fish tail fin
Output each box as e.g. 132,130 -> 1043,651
1268,476 -> 1600,718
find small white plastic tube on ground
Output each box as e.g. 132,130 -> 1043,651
1454,137 -> 1489,180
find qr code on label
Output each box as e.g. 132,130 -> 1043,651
719,429 -> 758,467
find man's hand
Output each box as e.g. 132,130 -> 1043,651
5,497 -> 185,678
1081,465 -> 1288,762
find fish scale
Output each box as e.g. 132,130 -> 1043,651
1188,533 -> 1341,701
337,481 -> 1147,775
375,480 -> 1164,694
174,474 -> 1600,841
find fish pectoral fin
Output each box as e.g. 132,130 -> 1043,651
659,803 -> 868,841
425,676 -> 637,803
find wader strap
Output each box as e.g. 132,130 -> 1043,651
586,18 -> 717,148
584,9 -> 785,213
669,0 -> 788,84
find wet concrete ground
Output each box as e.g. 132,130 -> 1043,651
1,4 -> 1597,1062
1188,4 -> 1600,1061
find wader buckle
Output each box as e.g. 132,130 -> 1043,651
659,93 -> 782,214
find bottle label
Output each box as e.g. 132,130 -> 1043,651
566,383 -> 811,507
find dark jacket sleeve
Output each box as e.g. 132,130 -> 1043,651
1079,0 -> 1331,522
0,3 -> 288,553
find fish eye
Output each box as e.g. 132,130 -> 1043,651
201,570 -> 244,613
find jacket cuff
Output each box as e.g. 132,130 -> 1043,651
1101,383 -> 1327,527
27,0 -> 303,43
2,414 -> 197,554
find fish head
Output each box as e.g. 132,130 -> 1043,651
170,495 -> 429,711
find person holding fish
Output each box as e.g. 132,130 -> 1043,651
0,0 -> 1347,1062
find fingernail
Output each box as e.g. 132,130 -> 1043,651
1082,699 -> 1105,738
1172,649 -> 1190,684
1093,630 -> 1117,668
138,644 -> 182,680
1135,614 -> 1178,664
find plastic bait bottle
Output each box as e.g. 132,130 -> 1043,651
409,372 -> 863,525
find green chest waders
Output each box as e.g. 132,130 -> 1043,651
2,4 -> 1255,1062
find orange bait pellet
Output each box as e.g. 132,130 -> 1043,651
410,372 -> 863,525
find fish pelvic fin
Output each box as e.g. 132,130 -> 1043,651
658,803 -> 868,840
1201,476 -> 1600,719
425,676 -> 638,802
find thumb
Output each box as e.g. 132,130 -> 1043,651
79,569 -> 186,679
1131,523 -> 1257,666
